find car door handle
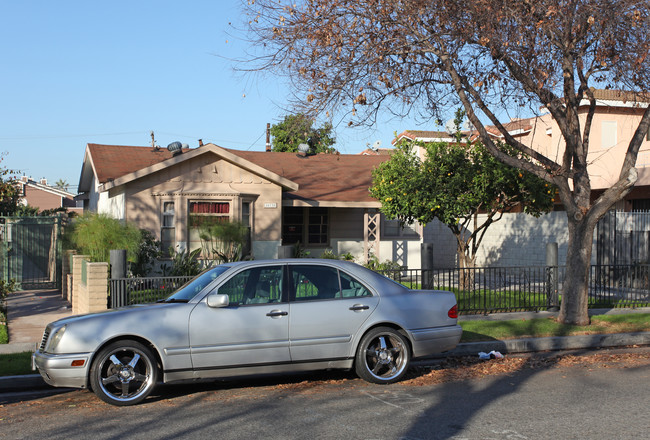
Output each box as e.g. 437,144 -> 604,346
266,310 -> 288,317
349,304 -> 370,311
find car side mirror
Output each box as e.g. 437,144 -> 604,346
207,292 -> 230,308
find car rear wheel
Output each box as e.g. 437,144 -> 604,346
89,340 -> 158,406
355,327 -> 410,384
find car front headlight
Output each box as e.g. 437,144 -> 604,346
46,325 -> 67,352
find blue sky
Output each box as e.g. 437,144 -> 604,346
0,1 -> 430,192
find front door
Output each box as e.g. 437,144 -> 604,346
188,265 -> 290,370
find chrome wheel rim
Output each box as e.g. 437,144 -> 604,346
97,347 -> 154,403
363,332 -> 408,381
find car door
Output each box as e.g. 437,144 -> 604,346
287,264 -> 379,362
188,265 -> 290,370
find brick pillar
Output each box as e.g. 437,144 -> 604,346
71,255 -> 89,315
84,261 -> 109,313
61,250 -> 76,301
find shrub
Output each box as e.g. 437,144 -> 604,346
130,230 -> 162,277
63,212 -> 141,263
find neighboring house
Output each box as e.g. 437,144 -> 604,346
399,89 -> 650,268
482,90 -> 650,210
16,176 -> 82,214
76,143 -> 426,267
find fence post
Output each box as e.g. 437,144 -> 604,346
110,249 -> 127,308
421,243 -> 433,289
546,242 -> 559,310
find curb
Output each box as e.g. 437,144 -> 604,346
0,342 -> 38,355
2,332 -> 649,394
443,331 -> 650,357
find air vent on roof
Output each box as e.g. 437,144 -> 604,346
167,141 -> 188,156
297,143 -> 310,157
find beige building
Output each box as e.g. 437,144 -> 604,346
77,143 -> 424,267
402,90 -> 650,210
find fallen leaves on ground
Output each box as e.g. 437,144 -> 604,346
401,350 -> 650,386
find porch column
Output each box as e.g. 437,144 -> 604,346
364,209 -> 380,264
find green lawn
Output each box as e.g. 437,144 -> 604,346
460,313 -> 650,342
0,351 -> 33,377
0,323 -> 7,345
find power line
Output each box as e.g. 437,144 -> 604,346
0,131 -> 145,141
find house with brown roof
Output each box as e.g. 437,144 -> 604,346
77,142 -> 425,267
17,176 -> 82,214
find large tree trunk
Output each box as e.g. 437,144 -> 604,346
558,215 -> 594,325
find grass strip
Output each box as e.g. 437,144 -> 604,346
460,313 -> 650,342
0,351 -> 33,377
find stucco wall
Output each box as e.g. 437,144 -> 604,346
111,153 -> 285,252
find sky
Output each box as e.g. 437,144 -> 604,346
0,0 -> 430,193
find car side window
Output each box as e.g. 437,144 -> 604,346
218,266 -> 284,305
340,271 -> 372,298
290,265 -> 341,301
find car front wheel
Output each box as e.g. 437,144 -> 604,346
355,327 -> 410,384
89,340 -> 158,406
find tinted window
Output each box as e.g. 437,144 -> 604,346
290,265 -> 341,301
219,266 -> 284,305
340,271 -> 372,297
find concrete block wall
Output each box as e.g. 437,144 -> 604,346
71,255 -> 108,314
423,211 -> 573,268
71,255 -> 89,312
61,250 -> 76,301
77,260 -> 109,314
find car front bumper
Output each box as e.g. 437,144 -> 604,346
32,350 -> 91,389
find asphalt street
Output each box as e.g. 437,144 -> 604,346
1,348 -> 649,440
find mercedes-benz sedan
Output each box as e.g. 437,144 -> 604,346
33,259 -> 462,405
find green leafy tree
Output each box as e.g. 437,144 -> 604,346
64,212 -> 142,263
0,156 -> 20,215
270,113 -> 336,153
370,139 -> 554,287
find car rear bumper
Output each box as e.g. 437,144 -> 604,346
32,350 -> 91,389
409,325 -> 463,358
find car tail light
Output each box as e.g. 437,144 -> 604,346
448,304 -> 458,319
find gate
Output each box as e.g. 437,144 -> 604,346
0,216 -> 63,289
596,211 -> 650,266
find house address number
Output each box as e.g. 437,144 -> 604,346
264,203 -> 277,209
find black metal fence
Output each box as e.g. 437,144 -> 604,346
378,264 -> 650,314
109,264 -> 650,314
109,275 -> 193,308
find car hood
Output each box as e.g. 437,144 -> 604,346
47,303 -> 174,328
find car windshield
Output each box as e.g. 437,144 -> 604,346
163,265 -> 232,302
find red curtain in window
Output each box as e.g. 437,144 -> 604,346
190,202 -> 230,214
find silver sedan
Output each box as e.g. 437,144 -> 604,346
33,259 -> 462,405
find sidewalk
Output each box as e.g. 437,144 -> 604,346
1,289 -> 73,355
1,290 -> 649,393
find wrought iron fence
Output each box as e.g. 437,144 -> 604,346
109,264 -> 650,314
109,275 -> 193,308
379,264 -> 650,314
